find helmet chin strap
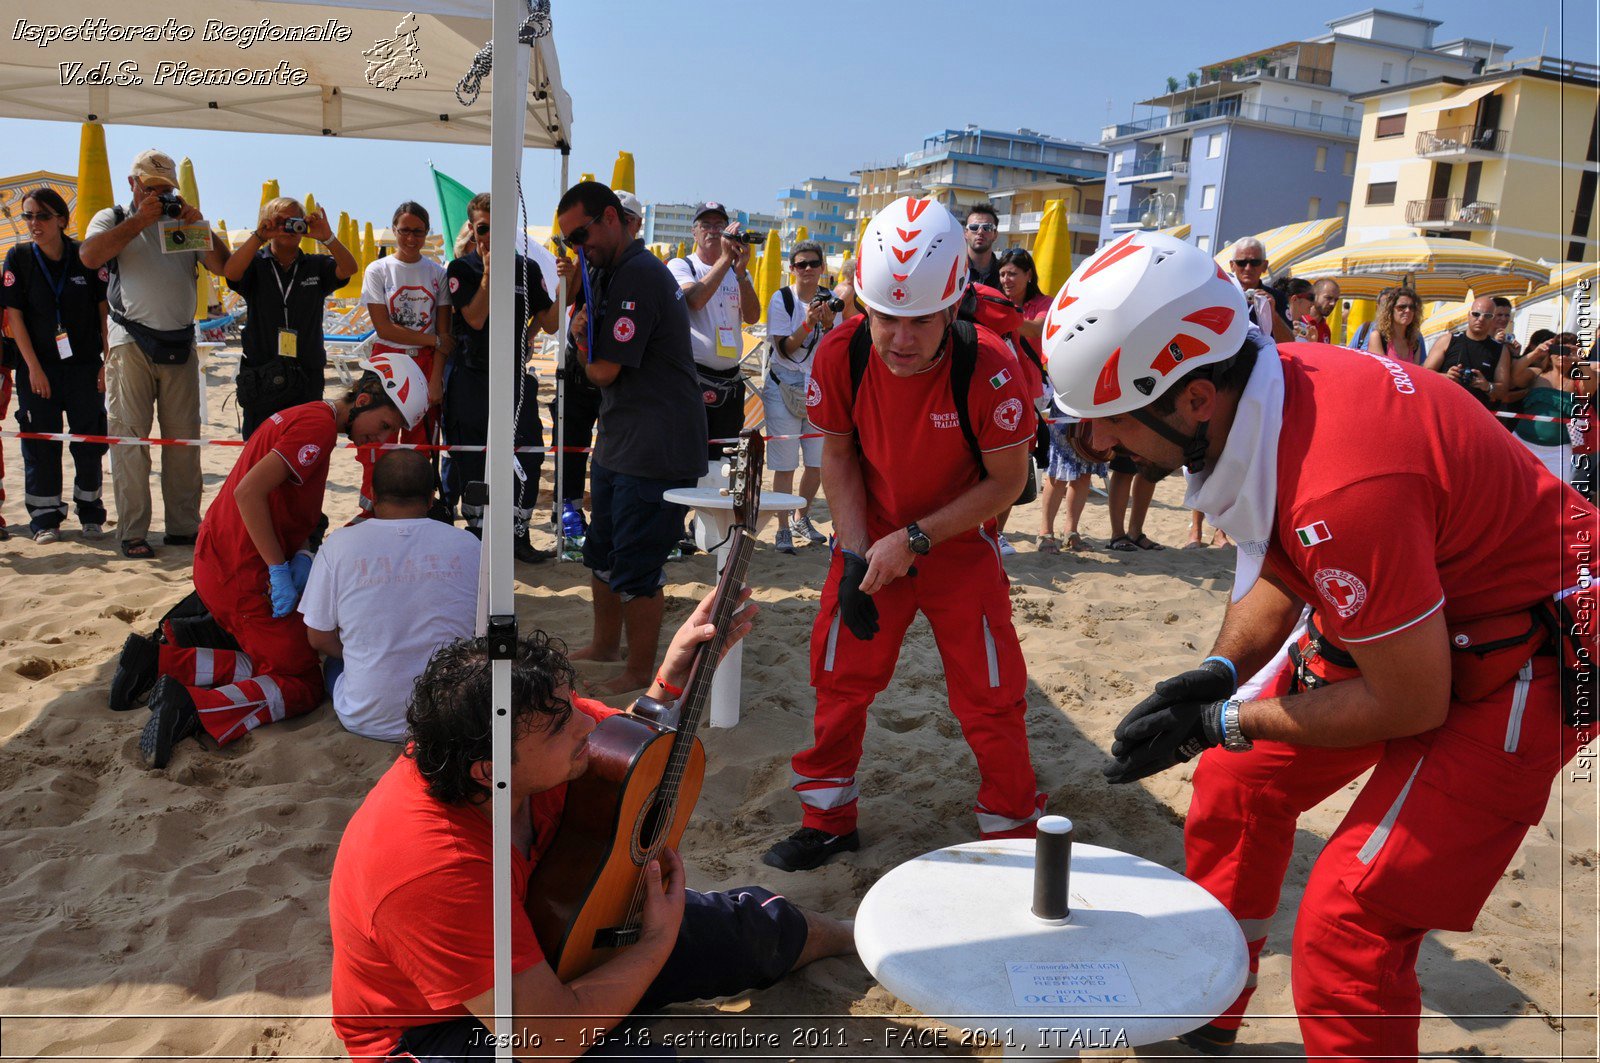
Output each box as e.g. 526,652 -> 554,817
1129,406 -> 1212,474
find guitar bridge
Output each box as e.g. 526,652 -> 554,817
593,925 -> 642,950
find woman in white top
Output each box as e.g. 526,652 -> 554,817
357,200 -> 453,511
762,241 -> 835,554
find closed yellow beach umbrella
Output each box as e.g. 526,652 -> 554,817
300,193 -> 319,254
610,151 -> 635,194
260,179 -> 279,213
796,225 -> 808,244
72,122 -> 112,239
177,157 -> 213,317
1343,297 -> 1375,342
362,221 -> 378,275
677,240 -> 690,261
1034,199 -> 1073,295
758,229 -> 783,323
336,213 -> 363,297
215,220 -> 229,252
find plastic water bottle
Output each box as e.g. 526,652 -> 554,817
560,500 -> 586,541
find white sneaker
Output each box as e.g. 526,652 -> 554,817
34,528 -> 60,545
81,523 -> 106,540
998,535 -> 1017,557
790,513 -> 827,545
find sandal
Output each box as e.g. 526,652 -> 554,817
1133,533 -> 1165,551
120,538 -> 156,560
1107,534 -> 1139,552
1065,531 -> 1086,551
1038,534 -> 1062,555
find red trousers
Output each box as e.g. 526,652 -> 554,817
1186,653 -> 1576,1061
156,561 -> 325,746
791,531 -> 1044,837
355,348 -> 437,513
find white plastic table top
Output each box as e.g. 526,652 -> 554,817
662,486 -> 804,728
855,839 -> 1248,1059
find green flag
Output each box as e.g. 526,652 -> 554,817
431,165 -> 476,261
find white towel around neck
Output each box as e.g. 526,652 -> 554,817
1183,327 -> 1285,602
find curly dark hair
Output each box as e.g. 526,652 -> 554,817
405,631 -> 577,805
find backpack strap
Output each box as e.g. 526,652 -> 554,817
780,285 -> 795,318
848,317 -> 987,480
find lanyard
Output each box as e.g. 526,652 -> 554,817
577,247 -> 596,363
269,252 -> 300,310
31,243 -> 67,329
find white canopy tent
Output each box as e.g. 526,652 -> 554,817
0,1 -> 571,1055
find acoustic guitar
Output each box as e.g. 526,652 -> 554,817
527,429 -> 765,980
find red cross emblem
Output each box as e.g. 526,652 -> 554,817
1314,567 -> 1367,619
890,286 -> 908,303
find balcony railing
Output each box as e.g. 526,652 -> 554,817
1404,197 -> 1497,227
1104,100 -> 1358,141
1415,125 -> 1509,156
1107,204 -> 1185,228
1130,154 -> 1191,176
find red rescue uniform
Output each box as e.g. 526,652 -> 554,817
157,402 -> 335,744
792,315 -> 1045,837
1185,344 -> 1593,1061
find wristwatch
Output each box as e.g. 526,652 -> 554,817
1220,699 -> 1253,752
906,523 -> 931,556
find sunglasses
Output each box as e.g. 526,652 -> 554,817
1468,311 -> 1493,319
1232,258 -> 1265,268
1067,420 -> 1115,465
560,214 -> 598,247
1394,302 -> 1417,311
792,259 -> 823,270
474,222 -> 490,236
19,211 -> 59,222
395,226 -> 428,237
966,223 -> 997,233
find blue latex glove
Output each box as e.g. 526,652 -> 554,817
267,562 -> 298,619
288,550 -> 315,594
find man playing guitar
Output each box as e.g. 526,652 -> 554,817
329,588 -> 855,1062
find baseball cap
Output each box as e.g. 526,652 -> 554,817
693,201 -> 730,224
130,149 -> 179,188
617,191 -> 643,219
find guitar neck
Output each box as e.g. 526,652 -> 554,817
670,528 -> 755,738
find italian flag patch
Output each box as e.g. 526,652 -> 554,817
1296,521 -> 1332,546
988,368 -> 1011,389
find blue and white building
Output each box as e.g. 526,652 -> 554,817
776,178 -> 857,256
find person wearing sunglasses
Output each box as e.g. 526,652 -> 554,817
0,187 -> 110,544
79,149 -> 231,560
1366,286 -> 1423,365
440,192 -> 561,562
223,196 -> 357,438
1227,238 -> 1293,344
1423,294 -> 1508,410
1046,229 -> 1595,1061
962,203 -> 1003,289
555,180 -> 708,697
761,240 -> 834,555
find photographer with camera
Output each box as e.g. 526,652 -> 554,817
762,241 -> 837,554
669,202 -> 761,460
223,197 -> 357,438
1424,294 -> 1513,413
80,149 -> 229,560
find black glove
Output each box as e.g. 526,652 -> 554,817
1104,659 -> 1236,785
836,549 -> 879,641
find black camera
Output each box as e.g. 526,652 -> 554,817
723,229 -> 763,245
813,286 -> 845,313
1459,367 -> 1478,386
155,191 -> 183,218
282,217 -> 309,236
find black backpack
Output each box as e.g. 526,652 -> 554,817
847,317 -> 987,480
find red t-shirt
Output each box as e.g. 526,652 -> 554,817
330,698 -> 619,1059
1264,343 -> 1590,649
806,315 -> 1036,541
1295,314 -> 1331,343
195,401 -> 336,580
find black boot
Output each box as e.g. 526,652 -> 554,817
110,633 -> 160,712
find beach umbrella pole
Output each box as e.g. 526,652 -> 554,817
553,148 -> 571,560
486,0 -> 530,1054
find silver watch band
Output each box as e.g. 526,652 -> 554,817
1222,699 -> 1252,752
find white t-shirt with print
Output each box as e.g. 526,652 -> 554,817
765,285 -> 833,378
298,517 -> 480,742
668,254 -> 744,371
360,255 -> 451,357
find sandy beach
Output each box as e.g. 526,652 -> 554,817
0,360 -> 1595,1060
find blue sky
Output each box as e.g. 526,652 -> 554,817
7,0 -> 1597,232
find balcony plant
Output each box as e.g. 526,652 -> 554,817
1167,76 -> 1181,94
1187,71 -> 1199,88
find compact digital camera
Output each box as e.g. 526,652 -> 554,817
155,191 -> 184,219
724,229 -> 763,245
812,286 -> 845,313
282,217 -> 309,236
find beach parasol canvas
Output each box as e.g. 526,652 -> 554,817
0,170 -> 78,255
1292,235 -> 1550,301
610,151 -> 635,194
1419,260 -> 1600,340
72,122 -> 110,239
177,157 -> 215,317
1033,199 -> 1073,295
1215,217 -> 1345,276
758,229 -> 782,324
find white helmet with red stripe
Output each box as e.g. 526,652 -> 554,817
854,196 -> 968,316
1044,231 -> 1249,418
358,353 -> 430,429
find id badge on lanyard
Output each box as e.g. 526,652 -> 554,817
272,256 -> 300,360
33,244 -> 71,360
278,329 -> 298,358
55,331 -> 73,360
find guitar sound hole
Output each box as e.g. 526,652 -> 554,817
630,793 -> 672,864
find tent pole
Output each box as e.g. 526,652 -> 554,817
553,148 -> 571,558
488,0 -> 530,1057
